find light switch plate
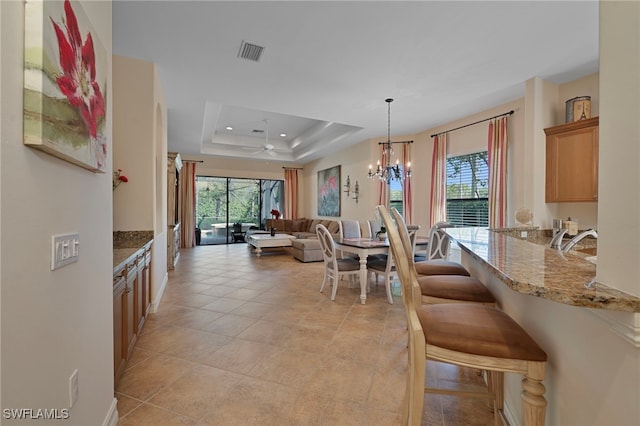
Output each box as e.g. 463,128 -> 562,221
51,233 -> 80,270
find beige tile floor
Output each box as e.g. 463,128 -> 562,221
116,244 -> 495,426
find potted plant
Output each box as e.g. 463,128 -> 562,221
376,226 -> 387,240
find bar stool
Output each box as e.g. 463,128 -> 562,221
380,206 -> 548,426
392,209 -> 499,417
391,210 -> 495,306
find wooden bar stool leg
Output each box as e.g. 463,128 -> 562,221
521,365 -> 547,426
487,371 -> 504,426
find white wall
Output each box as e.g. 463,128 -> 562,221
597,0 -> 640,298
113,55 -> 156,232
301,138 -> 380,223
1,1 -> 116,424
113,54 -> 168,314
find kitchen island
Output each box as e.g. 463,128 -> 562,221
446,227 -> 640,312
445,227 -> 640,425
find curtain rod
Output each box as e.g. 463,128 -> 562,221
182,159 -> 203,163
377,140 -> 413,146
283,167 -> 303,170
430,110 -> 514,138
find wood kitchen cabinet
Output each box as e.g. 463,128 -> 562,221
124,259 -> 138,359
136,246 -> 152,333
113,270 -> 127,384
545,116 -> 598,202
113,241 -> 153,387
142,246 -> 152,317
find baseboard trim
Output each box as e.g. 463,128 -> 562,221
102,397 -> 119,426
150,272 -> 168,314
503,401 -> 518,426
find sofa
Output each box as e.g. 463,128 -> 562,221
263,218 -> 379,262
265,218 -> 339,239
264,218 -> 341,262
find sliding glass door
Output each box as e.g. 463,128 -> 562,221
196,176 -> 283,245
261,179 -> 283,226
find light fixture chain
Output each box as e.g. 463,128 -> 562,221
368,98 -> 411,184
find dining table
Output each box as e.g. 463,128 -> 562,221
334,236 -> 428,304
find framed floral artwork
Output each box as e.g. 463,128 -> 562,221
317,165 -> 341,217
24,0 -> 108,173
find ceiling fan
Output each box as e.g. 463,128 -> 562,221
248,143 -> 277,156
243,119 -> 278,156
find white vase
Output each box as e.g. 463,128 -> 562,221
378,233 -> 387,241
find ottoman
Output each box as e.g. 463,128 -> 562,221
291,238 -> 323,262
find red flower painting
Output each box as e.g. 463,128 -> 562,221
317,166 -> 341,216
23,0 -> 107,172
50,0 -> 105,140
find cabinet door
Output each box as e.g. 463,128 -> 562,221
135,254 -> 146,333
143,248 -> 152,316
113,274 -> 126,386
125,265 -> 137,359
545,117 -> 598,202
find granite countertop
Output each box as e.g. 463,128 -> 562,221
114,231 -> 153,272
446,227 -> 640,313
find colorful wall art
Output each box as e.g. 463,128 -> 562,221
24,0 -> 108,172
317,165 -> 341,217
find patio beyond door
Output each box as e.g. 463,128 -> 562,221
196,176 -> 283,245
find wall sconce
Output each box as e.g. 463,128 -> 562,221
353,180 -> 359,203
344,175 -> 351,197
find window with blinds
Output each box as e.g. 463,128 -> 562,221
446,151 -> 489,227
389,169 -> 404,216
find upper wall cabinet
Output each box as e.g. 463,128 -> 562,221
545,117 -> 599,203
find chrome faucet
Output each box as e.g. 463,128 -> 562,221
561,229 -> 598,253
549,229 -> 568,249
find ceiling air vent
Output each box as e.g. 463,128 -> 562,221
252,129 -> 264,133
238,40 -> 265,62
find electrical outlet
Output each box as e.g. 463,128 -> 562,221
51,233 -> 80,270
69,369 -> 79,407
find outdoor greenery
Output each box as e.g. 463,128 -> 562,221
446,152 -> 488,199
389,188 -> 403,216
446,152 -> 489,227
195,176 -> 283,232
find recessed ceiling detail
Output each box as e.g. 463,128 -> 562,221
200,102 -> 363,163
238,40 -> 265,62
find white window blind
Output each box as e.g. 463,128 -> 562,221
446,152 -> 489,227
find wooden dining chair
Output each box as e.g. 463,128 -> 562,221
316,224 -> 360,301
337,219 -> 361,260
366,250 -> 397,304
414,221 -> 471,277
378,206 -> 548,426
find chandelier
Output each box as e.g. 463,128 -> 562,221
368,98 -> 413,183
